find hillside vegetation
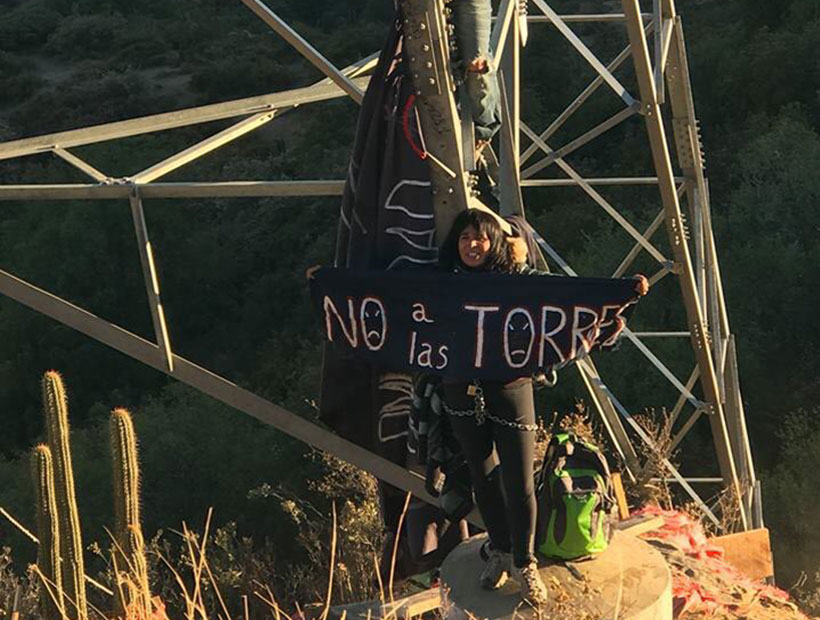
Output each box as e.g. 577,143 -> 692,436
1,0 -> 820,613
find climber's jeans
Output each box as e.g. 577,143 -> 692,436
450,0 -> 501,142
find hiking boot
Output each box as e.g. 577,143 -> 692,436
479,547 -> 511,590
514,561 -> 548,606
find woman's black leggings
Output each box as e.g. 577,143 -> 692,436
443,379 -> 536,567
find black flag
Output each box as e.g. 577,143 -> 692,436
319,15 -> 435,469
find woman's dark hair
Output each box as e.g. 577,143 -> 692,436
439,208 -> 515,273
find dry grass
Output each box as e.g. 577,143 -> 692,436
534,402 -> 606,468
790,570 -> 820,617
557,403 -> 603,446
0,549 -> 38,619
0,455 -> 400,620
624,409 -> 678,511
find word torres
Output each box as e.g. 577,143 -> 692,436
322,295 -> 628,373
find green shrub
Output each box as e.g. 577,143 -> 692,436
0,0 -> 62,52
763,408 -> 820,587
0,52 -> 43,103
10,68 -> 169,134
45,13 -> 129,59
189,57 -> 300,101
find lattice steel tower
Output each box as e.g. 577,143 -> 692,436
0,0 -> 758,532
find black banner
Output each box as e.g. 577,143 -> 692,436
318,16 -> 434,464
311,268 -> 640,381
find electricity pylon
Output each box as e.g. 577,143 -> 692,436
0,0 -> 758,532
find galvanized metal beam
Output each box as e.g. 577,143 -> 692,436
519,34 -> 644,165
498,69 -> 524,216
528,230 -> 643,481
128,188 -> 174,372
576,359 -> 641,480
240,0 -> 365,104
622,328 -> 703,407
400,0 -> 471,243
669,365 -> 700,427
0,268 -> 463,520
521,13 -> 653,23
725,335 -> 757,520
666,16 -> 752,522
670,406 -> 706,452
521,122 -> 669,265
499,6 -> 523,217
0,77 -> 369,161
131,111 -> 277,184
491,0 -> 516,64
612,207 -> 666,278
521,106 -> 637,179
621,0 -> 745,528
531,0 -> 638,108
0,181 -> 346,200
583,365 -> 720,527
647,262 -> 673,287
52,148 -> 111,183
521,177 -> 680,187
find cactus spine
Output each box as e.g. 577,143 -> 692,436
32,444 -> 65,620
42,371 -> 88,620
110,408 -> 152,618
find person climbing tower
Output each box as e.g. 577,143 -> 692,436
449,0 -> 503,149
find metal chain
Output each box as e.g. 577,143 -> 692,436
473,382 -> 486,425
441,401 -> 539,432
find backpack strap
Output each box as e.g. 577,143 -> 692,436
408,374 -> 441,465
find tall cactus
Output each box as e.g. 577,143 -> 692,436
42,371 -> 88,620
110,408 -> 152,618
31,444 -> 65,620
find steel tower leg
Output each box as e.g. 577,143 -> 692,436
400,0 -> 472,241
621,0 -> 747,529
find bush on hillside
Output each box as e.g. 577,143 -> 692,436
0,53 -> 43,104
0,0 -> 62,52
45,13 -> 130,59
763,408 -> 820,587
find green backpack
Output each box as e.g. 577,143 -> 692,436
535,432 -> 615,560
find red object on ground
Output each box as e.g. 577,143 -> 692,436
634,505 -> 806,619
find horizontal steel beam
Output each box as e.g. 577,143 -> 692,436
650,477 -> 722,484
493,13 -> 653,23
0,181 -> 346,200
0,77 -> 369,161
631,331 -> 690,337
521,177 -> 682,186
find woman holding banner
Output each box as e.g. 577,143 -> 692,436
438,208 -> 647,605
